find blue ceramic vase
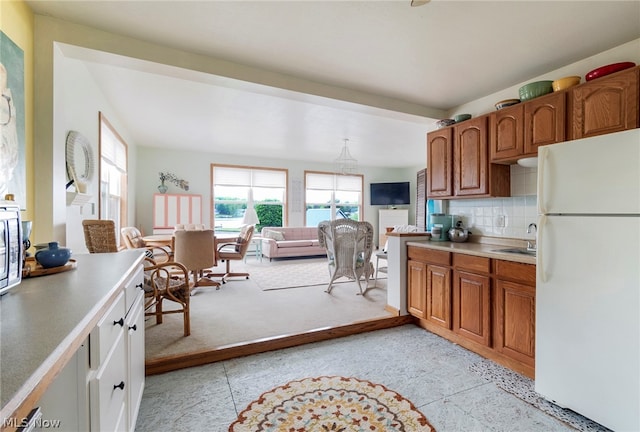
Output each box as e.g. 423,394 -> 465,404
35,242 -> 72,269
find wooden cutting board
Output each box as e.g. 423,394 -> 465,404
22,257 -> 77,278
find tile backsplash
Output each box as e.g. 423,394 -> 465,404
447,165 -> 538,240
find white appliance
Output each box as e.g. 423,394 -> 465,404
535,128 -> 640,431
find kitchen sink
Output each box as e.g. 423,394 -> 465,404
492,247 -> 537,257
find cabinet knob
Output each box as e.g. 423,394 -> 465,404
113,318 -> 124,327
113,381 -> 125,391
129,324 -> 137,331
136,283 -> 143,290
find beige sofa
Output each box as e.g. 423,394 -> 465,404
260,227 -> 326,260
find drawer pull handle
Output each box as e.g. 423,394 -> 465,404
113,318 -> 124,327
136,283 -> 143,290
129,324 -> 137,331
114,381 -> 125,391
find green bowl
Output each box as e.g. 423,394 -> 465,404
518,81 -> 553,101
453,113 -> 472,123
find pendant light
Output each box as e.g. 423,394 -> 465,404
334,139 -> 358,175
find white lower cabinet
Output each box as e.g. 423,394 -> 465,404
126,292 -> 145,431
34,341 -> 89,431
34,264 -> 145,432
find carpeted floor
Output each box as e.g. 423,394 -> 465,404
244,258 -> 386,291
144,257 -> 392,361
229,375 -> 434,431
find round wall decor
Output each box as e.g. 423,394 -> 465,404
65,130 -> 94,183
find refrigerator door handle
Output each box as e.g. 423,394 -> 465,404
537,147 -> 549,215
537,215 -> 547,283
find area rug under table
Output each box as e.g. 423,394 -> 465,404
247,259 -> 386,291
229,375 -> 434,431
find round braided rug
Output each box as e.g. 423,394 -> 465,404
229,375 -> 435,431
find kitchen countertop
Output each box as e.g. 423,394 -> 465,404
406,237 -> 536,265
0,250 -> 145,425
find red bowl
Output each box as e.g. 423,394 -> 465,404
585,62 -> 636,81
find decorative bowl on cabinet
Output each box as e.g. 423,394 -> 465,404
585,62 -> 635,81
552,76 -> 581,91
518,81 -> 553,101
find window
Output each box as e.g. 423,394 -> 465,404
212,165 -> 287,232
304,171 -> 363,227
99,113 -> 128,243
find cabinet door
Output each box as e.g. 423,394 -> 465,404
127,293 -> 145,432
490,104 -> 524,162
454,116 -> 488,196
453,270 -> 491,346
524,91 -> 566,155
426,129 -> 453,198
407,260 -> 426,318
570,66 -> 639,139
426,264 -> 451,329
494,279 -> 535,367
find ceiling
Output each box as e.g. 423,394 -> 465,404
26,1 -> 640,168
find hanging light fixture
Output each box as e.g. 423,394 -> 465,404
334,139 -> 358,175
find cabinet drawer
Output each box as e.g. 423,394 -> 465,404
407,247 -> 450,265
494,259 -> 535,285
453,253 -> 490,273
124,265 -> 144,315
90,331 -> 127,432
91,292 -> 126,367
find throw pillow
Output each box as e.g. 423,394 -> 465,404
263,230 -> 285,241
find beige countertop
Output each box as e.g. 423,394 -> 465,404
0,250 -> 145,426
406,236 -> 536,265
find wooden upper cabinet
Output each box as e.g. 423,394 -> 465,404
454,116 -> 510,198
524,91 -> 566,154
569,66 -> 639,140
454,116 -> 488,196
490,104 -> 524,161
427,128 -> 453,198
490,91 -> 566,163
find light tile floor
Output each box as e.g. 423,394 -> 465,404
136,325 -> 584,432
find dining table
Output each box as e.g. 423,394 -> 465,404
142,234 -> 173,247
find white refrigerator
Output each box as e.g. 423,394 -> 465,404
535,128 -> 640,431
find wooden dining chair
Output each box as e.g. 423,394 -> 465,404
82,219 -> 118,253
143,258 -> 191,336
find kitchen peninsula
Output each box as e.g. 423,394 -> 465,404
0,250 -> 145,432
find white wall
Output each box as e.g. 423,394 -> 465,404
53,46 -> 138,253
135,145 -> 418,239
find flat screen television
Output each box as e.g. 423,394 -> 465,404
370,182 -> 410,206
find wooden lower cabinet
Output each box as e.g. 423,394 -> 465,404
426,264 -> 452,329
453,270 -> 491,346
494,260 -> 536,368
407,246 -> 536,378
407,260 -> 426,317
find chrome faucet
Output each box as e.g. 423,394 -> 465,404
527,223 -> 537,251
